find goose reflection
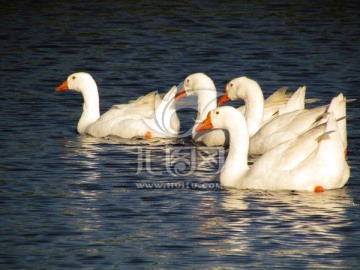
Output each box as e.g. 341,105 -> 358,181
208,188 -> 357,268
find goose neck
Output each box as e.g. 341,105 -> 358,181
220,112 -> 250,186
78,84 -> 100,133
197,90 -> 218,122
243,86 -> 264,137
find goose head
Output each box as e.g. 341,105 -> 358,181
56,72 -> 97,94
218,77 -> 261,106
176,73 -> 216,101
196,106 -> 244,132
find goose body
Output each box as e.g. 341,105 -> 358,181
220,77 -> 308,137
56,72 -> 180,139
219,77 -> 317,126
219,77 -> 347,155
196,106 -> 349,191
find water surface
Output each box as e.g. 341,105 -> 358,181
1,1 -> 360,269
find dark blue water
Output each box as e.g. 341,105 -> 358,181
1,1 -> 360,269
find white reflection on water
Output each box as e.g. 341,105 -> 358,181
210,188 -> 357,268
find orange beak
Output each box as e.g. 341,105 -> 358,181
218,87 -> 231,106
56,80 -> 69,91
175,85 -> 187,101
196,112 -> 214,132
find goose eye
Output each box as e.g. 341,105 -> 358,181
72,76 -> 76,80
230,83 -> 233,87
186,79 -> 190,83
216,111 -> 219,115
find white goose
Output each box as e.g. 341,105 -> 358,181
196,106 -> 350,192
219,77 -> 311,137
176,73 -> 228,146
56,72 -> 180,139
220,80 -> 308,125
219,77 -> 347,155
